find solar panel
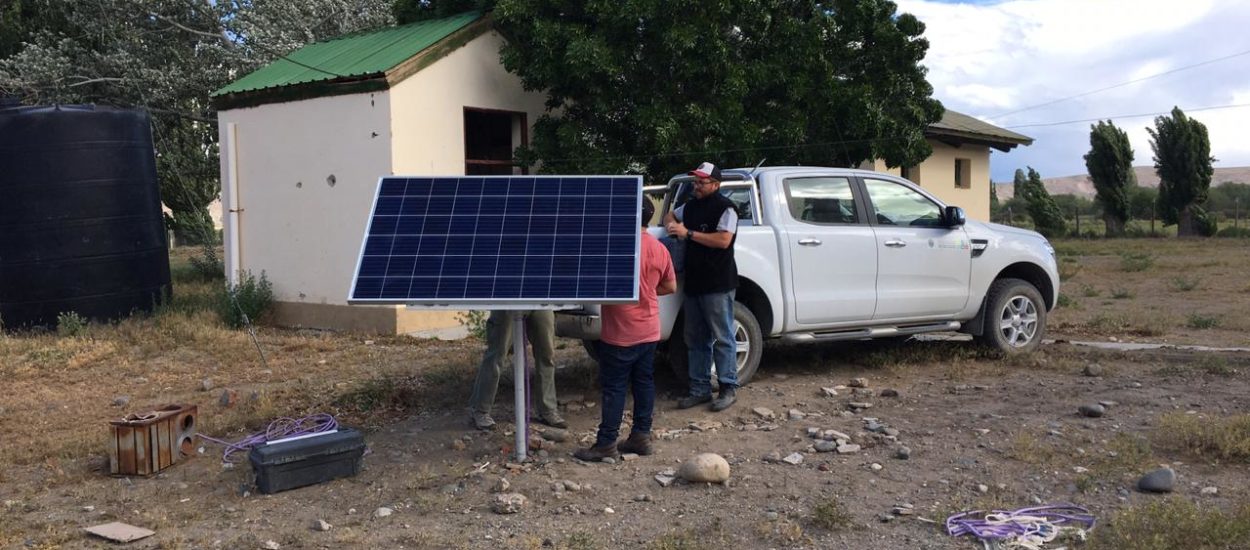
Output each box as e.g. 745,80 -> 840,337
349,175 -> 642,307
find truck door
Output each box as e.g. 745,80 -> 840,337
861,177 -> 971,319
782,176 -> 878,324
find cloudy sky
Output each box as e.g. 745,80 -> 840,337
895,0 -> 1250,181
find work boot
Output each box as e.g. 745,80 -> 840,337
535,412 -> 568,429
710,387 -> 737,412
616,432 -> 654,456
573,443 -> 618,462
676,393 -> 713,409
470,411 -> 496,431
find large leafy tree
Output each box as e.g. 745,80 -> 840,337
0,0 -> 394,244
1014,167 -> 1067,238
1083,120 -> 1134,237
1149,106 -> 1215,237
492,0 -> 944,183
392,0 -> 491,23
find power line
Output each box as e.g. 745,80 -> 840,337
1004,102 -> 1250,129
990,47 -> 1250,119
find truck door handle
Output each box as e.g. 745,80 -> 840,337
798,238 -> 822,246
884,240 -> 907,248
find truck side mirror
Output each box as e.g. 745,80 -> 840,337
944,206 -> 966,228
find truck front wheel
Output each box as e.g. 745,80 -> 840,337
976,278 -> 1047,354
667,301 -> 764,388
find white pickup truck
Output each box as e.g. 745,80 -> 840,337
555,166 -> 1060,385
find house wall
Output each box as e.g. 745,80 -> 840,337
869,140 -> 992,221
218,92 -> 408,332
387,30 -> 550,332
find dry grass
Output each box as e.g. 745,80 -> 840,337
1086,498 -> 1250,550
810,495 -> 856,531
1153,412 -> 1250,463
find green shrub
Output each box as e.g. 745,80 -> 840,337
1169,276 -> 1200,292
811,496 -> 854,531
456,310 -> 489,340
216,271 -> 274,328
1087,499 -> 1250,550
56,311 -> 88,337
1110,286 -> 1134,299
1187,314 -> 1221,329
1119,251 -> 1155,272
1217,226 -> 1250,238
1056,294 -> 1075,308
188,245 -> 225,281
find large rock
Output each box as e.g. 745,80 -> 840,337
1078,404 -> 1105,418
492,493 -> 528,514
678,453 -> 731,484
1137,468 -> 1176,493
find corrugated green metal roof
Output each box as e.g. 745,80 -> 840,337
212,11 -> 482,97
929,109 -> 1033,146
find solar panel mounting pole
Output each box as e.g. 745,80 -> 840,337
512,314 -> 528,461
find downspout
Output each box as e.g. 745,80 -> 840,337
223,122 -> 242,286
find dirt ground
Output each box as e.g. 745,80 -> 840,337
1,238 -> 1248,549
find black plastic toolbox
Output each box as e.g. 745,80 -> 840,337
248,428 -> 365,494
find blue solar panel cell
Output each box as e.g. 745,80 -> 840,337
350,175 -> 641,306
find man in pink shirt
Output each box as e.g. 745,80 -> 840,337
575,197 -> 676,462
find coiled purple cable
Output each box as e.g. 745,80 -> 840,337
946,503 -> 1096,542
198,413 -> 339,463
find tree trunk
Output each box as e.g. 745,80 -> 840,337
1177,207 -> 1196,237
1103,212 -> 1125,238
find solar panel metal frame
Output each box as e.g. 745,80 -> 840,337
348,175 -> 642,309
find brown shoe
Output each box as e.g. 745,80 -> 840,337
616,432 -> 653,456
573,443 -> 618,462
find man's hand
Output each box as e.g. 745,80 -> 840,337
665,221 -> 687,239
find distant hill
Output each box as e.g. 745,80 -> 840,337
995,166 -> 1250,200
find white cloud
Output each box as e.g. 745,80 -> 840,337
896,0 -> 1250,180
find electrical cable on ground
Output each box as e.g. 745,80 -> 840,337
199,413 -> 340,463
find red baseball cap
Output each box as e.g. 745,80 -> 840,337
688,162 -> 722,181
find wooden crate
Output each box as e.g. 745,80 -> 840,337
108,404 -> 197,476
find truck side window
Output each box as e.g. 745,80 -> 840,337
862,178 -> 943,227
784,177 -> 858,224
672,183 -> 754,223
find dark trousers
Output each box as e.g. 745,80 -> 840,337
594,341 -> 658,448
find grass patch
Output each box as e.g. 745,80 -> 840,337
1109,286 -> 1134,299
1169,275 -> 1200,292
649,518 -> 728,550
1086,498 -> 1250,550
1153,412 -> 1250,463
1187,314 -> 1221,329
1006,431 -> 1059,465
1057,294 -> 1076,308
55,312 -> 88,338
1119,251 -> 1155,272
753,518 -> 806,545
811,495 -> 855,531
1080,284 -> 1100,297
1059,258 -> 1083,281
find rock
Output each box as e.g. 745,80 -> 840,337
1078,404 -> 1106,418
200,378 -> 214,392
895,447 -> 912,460
882,428 -> 900,437
634,494 -> 652,502
678,453 -> 731,484
492,493 -> 528,514
870,463 -> 883,471
788,409 -> 805,421
766,511 -> 780,521
849,378 -> 869,388
877,513 -> 895,523
1201,486 -> 1218,496
689,421 -> 723,432
621,453 -> 639,461
112,396 -> 130,407
821,387 -> 839,397
218,389 -> 238,408
977,484 -> 989,494
1138,468 -> 1176,493
880,388 -> 900,398
824,430 -> 852,442
814,440 -> 838,453
263,541 -> 280,550
865,420 -> 886,432
540,428 -> 570,442
492,477 -> 511,493
562,480 -> 582,492
848,402 -> 873,410
82,505 -> 94,512
451,439 -> 467,451
1099,400 -> 1119,408
782,452 -> 804,465
762,450 -> 783,463
806,427 -> 822,438
604,507 -> 615,514
654,474 -> 676,487
313,519 -> 332,532
1083,364 -> 1104,377
374,507 -> 393,518
601,457 -> 616,465
836,444 -> 861,454
752,407 -> 776,420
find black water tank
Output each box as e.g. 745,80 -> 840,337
0,105 -> 172,329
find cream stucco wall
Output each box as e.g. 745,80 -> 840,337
870,140 -> 992,221
389,31 -> 549,175
218,91 -> 399,330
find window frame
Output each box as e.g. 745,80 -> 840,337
859,176 -> 948,229
781,175 -> 869,226
954,158 -> 972,189
463,106 -> 529,176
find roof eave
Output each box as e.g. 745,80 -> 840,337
925,127 -> 1034,153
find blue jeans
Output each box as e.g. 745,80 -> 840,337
685,290 -> 738,397
593,341 -> 657,448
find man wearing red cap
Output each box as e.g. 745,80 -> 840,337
664,162 -> 740,412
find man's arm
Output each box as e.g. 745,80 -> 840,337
688,230 -> 734,249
